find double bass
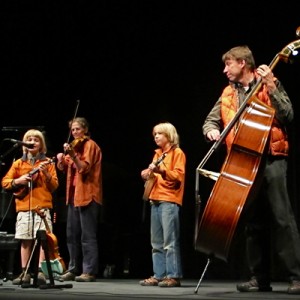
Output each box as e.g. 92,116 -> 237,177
194,27 -> 300,262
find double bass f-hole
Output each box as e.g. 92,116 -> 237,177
194,26 -> 300,262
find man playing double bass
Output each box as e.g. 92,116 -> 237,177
202,45 -> 300,294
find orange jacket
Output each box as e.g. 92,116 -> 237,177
1,157 -> 58,212
148,147 -> 186,206
62,138 -> 103,207
221,83 -> 289,156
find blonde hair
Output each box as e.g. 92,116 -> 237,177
152,122 -> 180,147
22,129 -> 47,154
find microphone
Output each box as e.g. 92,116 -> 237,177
5,139 -> 35,149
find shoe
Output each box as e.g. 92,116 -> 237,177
158,278 -> 181,287
103,264 -> 116,279
37,272 -> 46,286
12,271 -> 31,285
236,277 -> 272,292
139,276 -> 162,286
75,273 -> 96,282
59,271 -> 76,281
287,280 -> 300,294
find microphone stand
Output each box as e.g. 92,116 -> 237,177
0,143 -> 21,230
0,142 -> 72,289
0,143 -> 22,285
0,143 -> 20,171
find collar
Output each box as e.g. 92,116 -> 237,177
21,152 -> 47,162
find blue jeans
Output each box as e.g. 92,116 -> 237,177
150,201 -> 182,279
66,201 -> 100,275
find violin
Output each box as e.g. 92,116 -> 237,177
69,135 -> 89,151
34,206 -> 66,274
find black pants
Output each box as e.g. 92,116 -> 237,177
244,157 -> 300,283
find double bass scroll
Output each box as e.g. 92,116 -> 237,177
194,26 -> 300,262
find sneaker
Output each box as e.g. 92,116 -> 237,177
37,272 -> 46,286
75,273 -> 96,282
287,280 -> 300,294
237,277 -> 272,292
12,271 -> 31,285
158,278 -> 181,287
59,271 -> 76,281
139,276 -> 162,286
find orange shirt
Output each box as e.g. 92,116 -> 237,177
149,147 -> 186,206
1,158 -> 58,212
63,139 -> 103,207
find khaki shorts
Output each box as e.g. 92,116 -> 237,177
15,209 -> 52,240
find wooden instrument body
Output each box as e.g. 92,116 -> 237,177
34,206 -> 66,272
13,158 -> 55,199
143,172 -> 157,201
142,152 -> 167,201
194,30 -> 300,262
195,97 -> 275,261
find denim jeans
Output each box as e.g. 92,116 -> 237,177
66,201 -> 100,275
150,201 -> 182,279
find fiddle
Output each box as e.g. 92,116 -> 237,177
69,135 -> 89,151
34,206 -> 66,274
61,136 -> 89,160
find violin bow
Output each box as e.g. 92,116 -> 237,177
66,99 -> 80,144
64,99 -> 80,155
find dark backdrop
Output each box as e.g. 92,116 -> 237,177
0,1 -> 300,280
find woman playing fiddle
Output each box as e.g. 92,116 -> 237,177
56,117 -> 103,282
1,129 -> 59,286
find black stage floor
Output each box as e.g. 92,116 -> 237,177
0,278 -> 299,300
